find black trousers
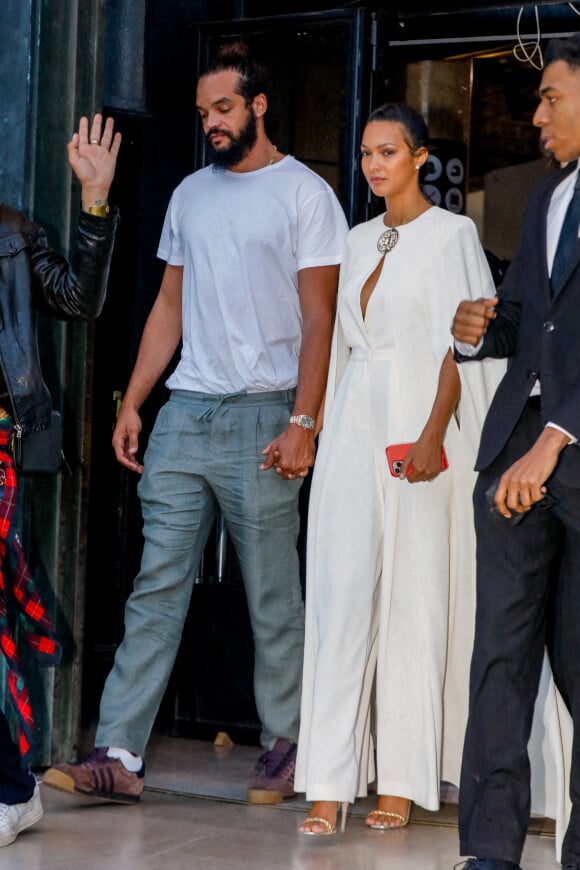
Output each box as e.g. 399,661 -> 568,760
0,709 -> 35,805
459,402 -> 580,865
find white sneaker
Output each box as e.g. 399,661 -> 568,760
0,783 -> 43,847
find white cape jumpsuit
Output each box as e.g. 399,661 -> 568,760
294,208 -> 571,855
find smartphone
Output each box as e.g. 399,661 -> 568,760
484,479 -> 558,526
385,442 -> 448,478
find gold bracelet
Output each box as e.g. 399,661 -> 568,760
88,200 -> 110,216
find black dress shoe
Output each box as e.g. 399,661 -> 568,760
455,860 -> 522,870
562,864 -> 580,869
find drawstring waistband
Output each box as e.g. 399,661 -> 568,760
170,388 -> 296,422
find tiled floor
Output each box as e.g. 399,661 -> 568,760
1,735 -> 562,869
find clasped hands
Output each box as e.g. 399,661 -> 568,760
260,425 -> 315,480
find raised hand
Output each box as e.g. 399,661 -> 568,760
67,114 -> 122,213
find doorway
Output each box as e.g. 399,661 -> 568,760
82,3 -> 572,748
82,7 -> 366,745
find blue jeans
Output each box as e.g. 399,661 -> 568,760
95,389 -> 305,755
0,711 -> 35,804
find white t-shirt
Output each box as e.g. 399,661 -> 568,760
157,156 -> 349,394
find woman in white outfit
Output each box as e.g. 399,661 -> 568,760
295,103 -> 508,836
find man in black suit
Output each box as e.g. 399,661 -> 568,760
452,34 -> 580,870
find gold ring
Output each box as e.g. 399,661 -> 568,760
90,139 -> 99,144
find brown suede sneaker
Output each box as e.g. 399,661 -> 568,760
247,738 -> 297,804
42,748 -> 145,804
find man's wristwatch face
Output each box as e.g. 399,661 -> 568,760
290,414 -> 316,430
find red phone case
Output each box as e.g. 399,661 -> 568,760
385,442 -> 448,477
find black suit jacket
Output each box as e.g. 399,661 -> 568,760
460,161 -> 580,486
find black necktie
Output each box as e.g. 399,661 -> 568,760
550,170 -> 580,295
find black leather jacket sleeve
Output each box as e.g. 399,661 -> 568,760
0,203 -> 119,432
30,208 -> 119,320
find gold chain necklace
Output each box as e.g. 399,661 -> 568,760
268,145 -> 278,166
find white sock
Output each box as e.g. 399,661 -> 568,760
106,747 -> 143,772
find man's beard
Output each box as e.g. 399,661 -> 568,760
207,108 -> 258,170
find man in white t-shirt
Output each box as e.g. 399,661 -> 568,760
44,42 -> 348,806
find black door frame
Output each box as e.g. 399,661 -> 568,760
195,8 -> 366,226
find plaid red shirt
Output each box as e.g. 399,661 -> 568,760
0,423 -> 61,757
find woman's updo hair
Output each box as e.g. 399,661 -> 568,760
366,102 -> 429,157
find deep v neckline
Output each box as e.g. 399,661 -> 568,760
360,255 -> 385,323
359,206 -> 434,323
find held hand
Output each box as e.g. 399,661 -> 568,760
400,435 -> 443,484
260,425 -> 315,480
67,114 -> 122,211
112,405 -> 144,473
452,296 -> 498,346
493,427 -> 569,517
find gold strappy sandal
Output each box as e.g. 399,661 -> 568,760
366,796 -> 412,830
299,801 -> 349,836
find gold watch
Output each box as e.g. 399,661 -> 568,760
88,200 -> 110,216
